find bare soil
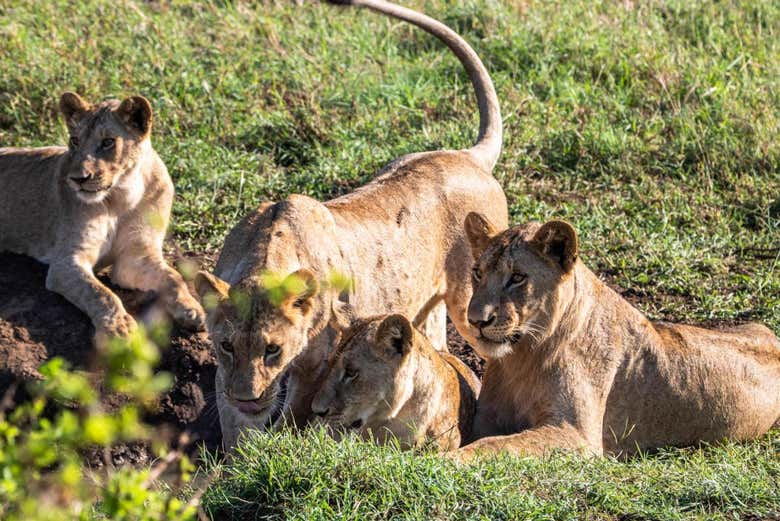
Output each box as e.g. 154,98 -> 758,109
0,252 -> 220,465
447,321 -> 484,378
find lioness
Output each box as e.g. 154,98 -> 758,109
195,0 -> 507,448
455,214 -> 780,460
0,93 -> 205,339
311,313 -> 480,450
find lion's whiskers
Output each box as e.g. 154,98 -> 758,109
509,319 -> 546,344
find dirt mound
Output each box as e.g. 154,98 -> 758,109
0,252 -> 220,464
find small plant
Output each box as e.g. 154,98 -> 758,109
0,328 -> 199,521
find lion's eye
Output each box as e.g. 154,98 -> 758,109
472,266 -> 482,282
342,367 -> 358,382
69,136 -> 79,149
265,343 -> 281,357
508,273 -> 527,287
220,340 -> 233,353
100,137 -> 115,150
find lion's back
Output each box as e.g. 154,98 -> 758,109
0,147 -> 65,258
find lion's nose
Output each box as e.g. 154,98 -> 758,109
468,306 -> 496,330
313,407 -> 330,418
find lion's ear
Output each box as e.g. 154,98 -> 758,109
465,212 -> 498,260
530,220 -> 579,272
374,314 -> 413,358
195,271 -> 230,310
118,95 -> 153,137
283,269 -> 319,315
59,92 -> 89,130
329,299 -> 355,333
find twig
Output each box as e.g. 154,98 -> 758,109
142,431 -> 192,489
184,467 -> 221,521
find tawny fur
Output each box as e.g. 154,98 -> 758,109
0,92 -> 204,339
311,314 -> 480,451
455,215 -> 780,461
195,0 -> 507,449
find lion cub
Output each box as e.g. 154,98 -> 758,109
0,92 -> 205,339
311,314 -> 480,451
458,214 -> 780,460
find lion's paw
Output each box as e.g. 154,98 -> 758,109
169,292 -> 206,332
443,446 -> 478,465
95,311 -> 138,343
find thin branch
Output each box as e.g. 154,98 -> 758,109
142,431 -> 192,489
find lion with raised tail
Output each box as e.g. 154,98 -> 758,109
455,214 -> 780,461
0,93 -> 205,340
195,0 -> 508,448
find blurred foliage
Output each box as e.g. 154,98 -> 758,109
0,328 -> 198,521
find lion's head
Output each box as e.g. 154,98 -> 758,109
464,213 -> 580,359
311,314 -> 418,438
194,268 -> 325,425
58,92 -> 153,204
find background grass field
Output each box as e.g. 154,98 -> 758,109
1,0 -> 778,519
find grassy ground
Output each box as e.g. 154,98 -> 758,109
1,0 -> 779,519
200,428 -> 780,521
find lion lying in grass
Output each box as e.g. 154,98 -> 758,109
196,0 -> 507,448
0,93 -> 204,340
311,313 -> 480,450
455,214 -> 780,460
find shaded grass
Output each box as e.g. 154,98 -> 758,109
201,428 -> 780,521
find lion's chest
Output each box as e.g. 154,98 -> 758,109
97,218 -> 118,265
484,363 -> 555,432
75,214 -> 119,269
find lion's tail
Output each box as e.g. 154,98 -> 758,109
326,0 -> 502,173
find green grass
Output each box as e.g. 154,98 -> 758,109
200,428 -> 780,520
1,1 -> 779,518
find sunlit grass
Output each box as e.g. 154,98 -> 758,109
201,428 -> 780,520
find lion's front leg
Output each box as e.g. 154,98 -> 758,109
451,423 -> 602,463
46,259 -> 136,339
112,247 -> 205,331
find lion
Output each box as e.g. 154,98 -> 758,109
310,312 -> 480,451
0,92 -> 205,339
452,213 -> 780,461
195,0 -> 508,448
